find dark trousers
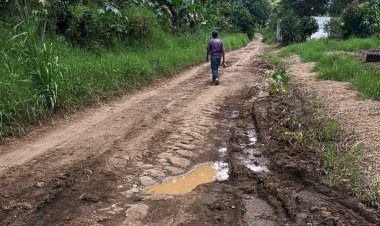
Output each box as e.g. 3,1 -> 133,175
211,56 -> 221,81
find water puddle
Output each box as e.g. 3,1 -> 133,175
247,128 -> 258,144
145,162 -> 229,195
239,126 -> 270,173
218,147 -> 228,157
226,110 -> 240,119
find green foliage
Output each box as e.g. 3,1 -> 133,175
324,17 -> 344,39
227,3 -> 255,37
342,2 -> 380,38
49,0 -> 72,35
320,121 -> 341,142
260,27 -> 277,44
14,0 -> 64,111
279,11 -> 301,45
329,0 -> 354,16
66,5 -> 156,47
323,143 -> 337,171
242,0 -> 272,26
280,0 -> 329,17
300,16 -> 318,40
269,70 -> 288,94
0,30 -> 248,138
279,12 -> 318,45
338,143 -> 365,195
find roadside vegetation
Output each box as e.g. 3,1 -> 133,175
0,0 -> 271,139
264,0 -> 380,208
281,86 -> 373,205
280,38 -> 380,100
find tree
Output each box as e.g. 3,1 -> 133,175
329,0 -> 355,16
280,0 -> 329,17
149,0 -> 197,33
242,0 -> 272,26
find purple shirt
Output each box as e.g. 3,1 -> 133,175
207,38 -> 225,58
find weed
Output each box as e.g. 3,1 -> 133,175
320,120 -> 341,142
269,70 -> 289,94
322,143 -> 337,172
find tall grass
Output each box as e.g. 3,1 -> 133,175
280,38 -> 380,100
0,23 -> 248,138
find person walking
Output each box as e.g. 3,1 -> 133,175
206,30 -> 225,85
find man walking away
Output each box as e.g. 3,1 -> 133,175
207,30 -> 225,85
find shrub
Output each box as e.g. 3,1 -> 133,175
300,16 -> 318,40
342,2 -> 380,38
225,3 -> 255,38
279,12 -> 302,45
324,17 -> 344,39
65,4 -> 156,47
279,11 -> 319,45
49,0 -> 72,35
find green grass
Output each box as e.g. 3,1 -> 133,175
280,38 -> 380,100
0,29 -> 249,138
259,28 -> 277,44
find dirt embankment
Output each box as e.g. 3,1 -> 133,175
0,36 -> 379,226
285,55 -> 380,202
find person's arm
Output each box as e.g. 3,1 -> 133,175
206,42 -> 210,62
221,41 -> 226,63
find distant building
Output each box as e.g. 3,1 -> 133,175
310,16 -> 331,39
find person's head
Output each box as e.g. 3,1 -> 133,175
212,30 -> 219,38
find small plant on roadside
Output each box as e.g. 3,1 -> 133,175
320,120 -> 341,142
269,70 -> 289,94
322,143 -> 337,173
284,131 -> 306,146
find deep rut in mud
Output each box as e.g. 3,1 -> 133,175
0,36 -> 379,226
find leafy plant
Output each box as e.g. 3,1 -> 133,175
342,1 -> 380,38
322,143 -> 337,172
269,70 -> 289,94
14,0 -> 64,111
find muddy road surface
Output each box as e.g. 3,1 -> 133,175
1,36 -> 379,226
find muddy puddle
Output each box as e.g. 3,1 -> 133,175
239,127 -> 270,173
145,162 -> 229,195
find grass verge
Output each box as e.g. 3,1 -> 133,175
259,28 -> 277,44
279,38 -> 380,101
0,30 -> 249,139
281,84 -> 375,205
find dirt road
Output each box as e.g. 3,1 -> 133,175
0,36 -> 379,226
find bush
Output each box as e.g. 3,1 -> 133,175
300,17 -> 318,40
342,2 -> 380,38
279,11 -> 319,45
324,17 -> 344,39
224,3 -> 255,38
66,4 -> 156,47
49,0 -> 72,35
279,12 -> 302,45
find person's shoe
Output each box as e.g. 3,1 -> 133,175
215,78 -> 219,85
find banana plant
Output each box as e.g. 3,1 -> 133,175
148,0 -> 197,33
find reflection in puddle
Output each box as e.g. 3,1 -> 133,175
218,147 -> 227,157
247,129 -> 257,144
240,127 -> 270,173
226,110 -> 240,119
145,162 -> 229,195
246,164 -> 269,173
